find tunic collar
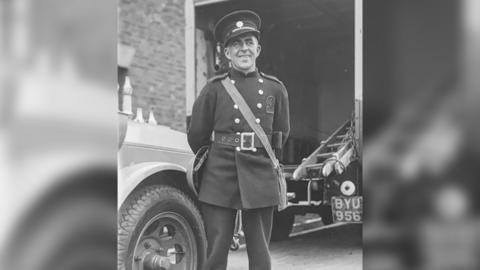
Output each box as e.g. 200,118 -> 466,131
229,68 -> 260,80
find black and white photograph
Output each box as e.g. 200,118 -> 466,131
2,1 -> 480,270
118,0 -> 361,269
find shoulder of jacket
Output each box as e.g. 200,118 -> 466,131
260,72 -> 284,86
207,72 -> 228,83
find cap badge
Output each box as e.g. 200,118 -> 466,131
236,21 -> 244,28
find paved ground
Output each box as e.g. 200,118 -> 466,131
226,215 -> 362,270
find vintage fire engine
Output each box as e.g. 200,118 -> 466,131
118,0 -> 362,269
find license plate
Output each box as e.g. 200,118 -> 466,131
331,196 -> 363,223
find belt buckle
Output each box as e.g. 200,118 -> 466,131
240,132 -> 255,151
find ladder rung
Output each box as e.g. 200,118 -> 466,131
321,134 -> 347,143
317,152 -> 334,158
327,142 -> 345,148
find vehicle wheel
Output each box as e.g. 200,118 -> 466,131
118,185 -> 207,270
270,210 -> 294,241
319,205 -> 334,225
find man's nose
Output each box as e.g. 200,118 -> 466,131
240,42 -> 249,50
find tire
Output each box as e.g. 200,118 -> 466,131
319,205 -> 334,225
118,185 -> 206,270
270,210 -> 295,241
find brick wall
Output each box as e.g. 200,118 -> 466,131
119,0 -> 186,131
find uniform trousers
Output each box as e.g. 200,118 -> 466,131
200,202 -> 274,270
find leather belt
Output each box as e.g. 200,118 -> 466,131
213,132 -> 272,150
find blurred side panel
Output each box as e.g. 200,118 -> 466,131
364,0 -> 480,270
0,0 -> 118,269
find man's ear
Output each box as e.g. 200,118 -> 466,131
224,47 -> 232,60
256,44 -> 262,56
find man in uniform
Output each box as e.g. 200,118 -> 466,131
187,10 -> 290,270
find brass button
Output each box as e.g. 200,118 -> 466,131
234,118 -> 240,124
255,118 -> 261,124
233,104 -> 239,109
236,147 -> 241,151
258,78 -> 264,83
257,103 -> 262,109
258,89 -> 264,95
231,79 -> 235,84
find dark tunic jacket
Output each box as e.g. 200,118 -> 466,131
187,68 -> 290,209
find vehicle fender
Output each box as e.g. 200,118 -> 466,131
118,162 -> 190,208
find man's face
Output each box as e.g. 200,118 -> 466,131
224,34 -> 261,73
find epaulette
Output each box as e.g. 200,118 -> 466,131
260,72 -> 284,85
207,72 -> 228,83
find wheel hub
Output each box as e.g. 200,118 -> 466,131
132,212 -> 196,270
136,243 -> 186,270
